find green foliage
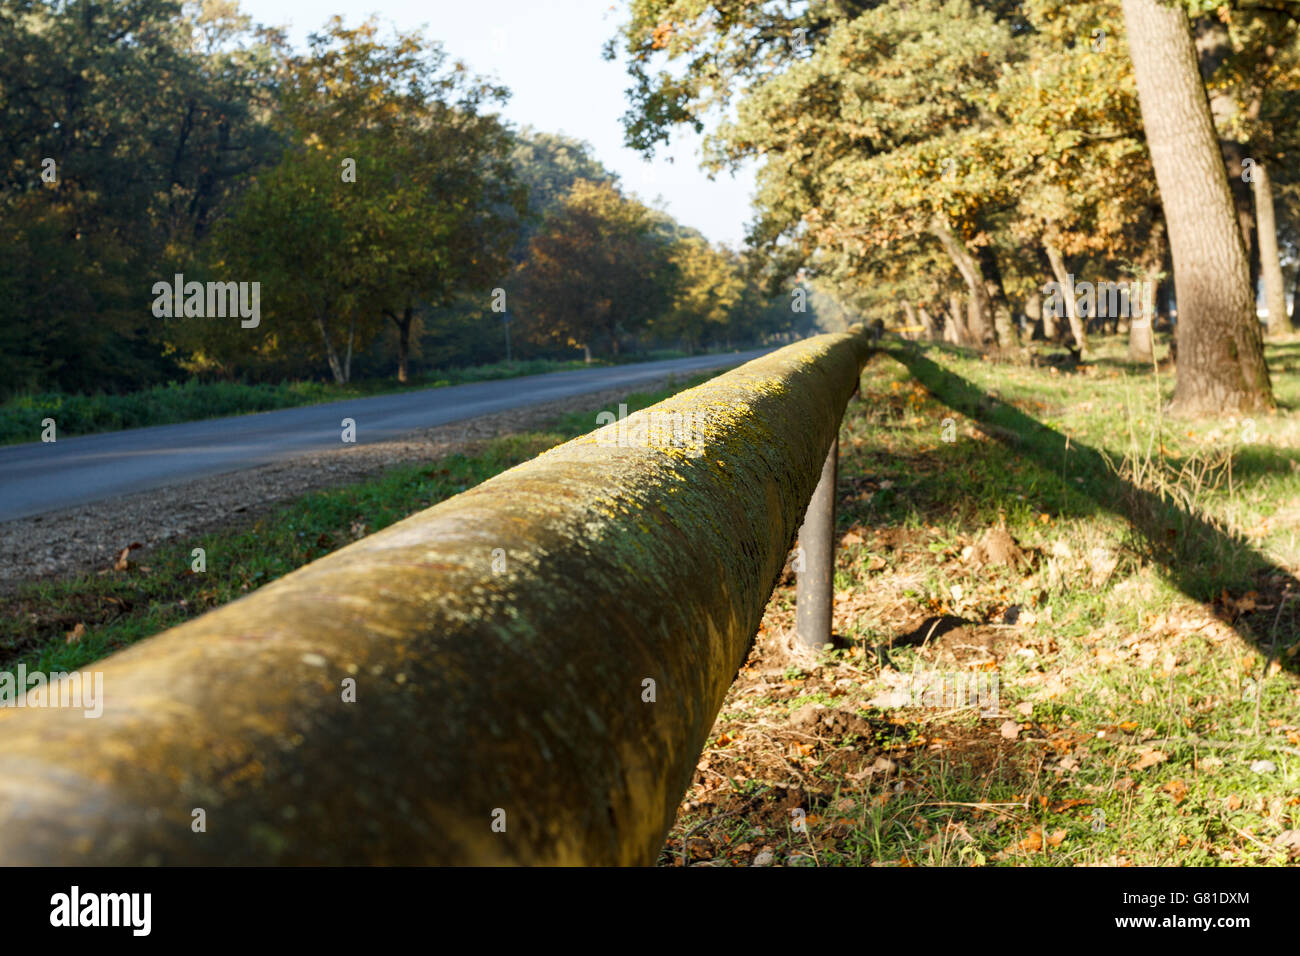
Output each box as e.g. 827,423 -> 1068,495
1,3 -> 785,404
513,179 -> 680,356
609,0 -> 1299,351
0,0 -> 281,397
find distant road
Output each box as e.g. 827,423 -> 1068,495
0,348 -> 772,522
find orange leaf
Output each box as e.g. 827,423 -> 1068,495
1133,749 -> 1167,770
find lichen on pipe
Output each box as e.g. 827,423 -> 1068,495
0,330 -> 873,865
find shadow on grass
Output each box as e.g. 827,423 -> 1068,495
884,342 -> 1300,672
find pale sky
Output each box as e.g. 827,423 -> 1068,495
237,0 -> 758,247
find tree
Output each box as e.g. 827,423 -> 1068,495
1188,4 -> 1300,336
1121,0 -> 1272,414
0,0 -> 280,395
654,234 -> 744,352
206,18 -> 525,384
514,180 -> 676,359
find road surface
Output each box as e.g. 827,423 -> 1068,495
0,349 -> 772,522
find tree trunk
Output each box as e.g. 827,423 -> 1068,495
397,308 -> 412,383
976,244 -> 1020,348
942,307 -> 960,344
343,314 -> 356,384
918,304 -> 938,341
1039,282 -> 1058,340
1253,160 -> 1289,336
967,296 -> 989,345
901,300 -> 918,340
1195,19 -> 1261,302
1129,217 -> 1166,364
388,307 -> 414,383
930,216 -> 992,345
948,292 -> 969,345
314,310 -> 346,385
1292,265 -> 1300,324
1123,0 -> 1272,415
1025,290 -> 1043,340
1043,240 -> 1090,359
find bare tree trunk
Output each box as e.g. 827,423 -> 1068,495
1039,283 -> 1058,340
900,300 -> 918,341
1025,290 -> 1043,340
1292,265 -> 1300,324
943,308 -> 960,344
343,315 -> 356,384
1129,218 -> 1166,364
387,307 -> 414,383
1253,160 -> 1289,336
1043,240 -> 1090,359
1195,19 -> 1261,299
931,216 -> 992,344
314,309 -> 346,384
976,244 -> 1020,348
1123,0 -> 1272,414
948,292 -> 970,345
918,304 -> 938,341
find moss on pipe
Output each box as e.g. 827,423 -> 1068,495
0,331 -> 873,865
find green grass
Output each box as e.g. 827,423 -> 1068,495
0,358 -> 603,445
0,375 -> 707,674
662,332 -> 1300,867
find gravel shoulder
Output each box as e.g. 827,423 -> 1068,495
0,378 -> 677,592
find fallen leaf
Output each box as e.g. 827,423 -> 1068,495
1016,828 -> 1043,852
1161,779 -> 1188,804
1133,749 -> 1167,771
1051,798 -> 1093,813
1000,720 -> 1021,740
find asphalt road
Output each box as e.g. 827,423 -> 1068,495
0,349 -> 772,522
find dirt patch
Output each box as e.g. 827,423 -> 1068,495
926,624 -> 1019,667
970,526 -> 1030,571
0,378 -> 682,592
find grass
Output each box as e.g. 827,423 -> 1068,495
0,375 -> 707,674
0,348 -> 725,445
9,330 -> 1300,865
661,332 -> 1300,867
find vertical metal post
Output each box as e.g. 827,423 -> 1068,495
795,435 -> 837,648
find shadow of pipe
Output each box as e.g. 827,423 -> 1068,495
884,342 -> 1300,674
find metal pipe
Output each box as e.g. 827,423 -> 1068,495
795,437 -> 838,648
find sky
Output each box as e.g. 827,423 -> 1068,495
237,0 -> 759,247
